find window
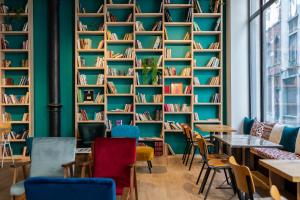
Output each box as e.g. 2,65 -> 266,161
249,0 -> 300,126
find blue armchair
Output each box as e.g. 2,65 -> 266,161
111,125 -> 154,173
10,137 -> 76,199
24,177 -> 123,200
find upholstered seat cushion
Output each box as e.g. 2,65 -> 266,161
136,146 -> 154,161
252,147 -> 300,160
10,180 -> 25,196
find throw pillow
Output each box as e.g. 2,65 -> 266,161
295,129 -> 300,155
250,120 -> 264,137
243,117 -> 255,135
269,124 -> 284,144
261,122 -> 275,140
279,126 -> 300,152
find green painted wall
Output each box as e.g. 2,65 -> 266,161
33,0 -> 74,137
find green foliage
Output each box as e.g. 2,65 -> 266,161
141,58 -> 158,84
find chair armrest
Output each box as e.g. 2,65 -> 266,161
121,187 -> 130,200
61,161 -> 76,168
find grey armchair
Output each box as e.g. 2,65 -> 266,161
10,137 -> 76,200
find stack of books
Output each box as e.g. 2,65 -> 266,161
164,121 -> 182,131
164,104 -> 191,112
135,93 -> 147,103
211,93 -> 220,103
94,93 -> 104,103
152,21 -> 162,31
194,77 -> 200,85
206,57 -> 220,67
208,76 -> 220,85
1,112 -> 11,122
107,82 -> 117,94
0,23 -> 13,31
19,76 -> 29,85
194,0 -> 202,13
208,42 -> 220,49
94,112 -> 104,121
135,21 -> 145,31
123,33 -> 133,40
78,110 -> 88,121
165,48 -> 171,58
95,56 -> 105,68
96,74 -> 104,85
153,36 -> 162,49
193,22 -> 201,31
153,94 -> 163,103
77,38 -> 92,49
193,41 -> 203,49
135,111 -> 153,121
106,11 -> 117,22
181,67 -> 191,76
22,113 -> 29,121
77,73 -> 87,85
2,92 -> 29,104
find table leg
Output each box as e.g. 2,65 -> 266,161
297,183 -> 300,200
242,148 -> 245,165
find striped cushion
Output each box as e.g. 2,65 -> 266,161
261,122 -> 275,140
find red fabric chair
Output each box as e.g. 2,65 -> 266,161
82,138 -> 137,200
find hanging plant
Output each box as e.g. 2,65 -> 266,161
141,58 -> 158,85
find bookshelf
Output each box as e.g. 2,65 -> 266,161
0,0 -> 33,155
74,0 -> 224,154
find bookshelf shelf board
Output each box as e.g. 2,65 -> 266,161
106,58 -> 134,61
193,31 -> 222,35
106,40 -> 134,44
194,103 -> 221,105
164,76 -> 192,79
106,4 -> 134,8
164,4 -> 192,8
164,40 -> 192,44
77,67 -> 105,70
164,129 -> 183,132
77,120 -> 105,123
164,58 -> 192,61
0,85 -> 29,88
77,102 -> 105,105
164,112 -> 192,114
0,139 -> 26,142
0,104 -> 30,106
135,85 -> 163,87
0,31 -> 28,35
0,13 -> 28,16
164,94 -> 192,97
135,31 -> 163,35
0,49 -> 29,53
106,111 -> 134,114
135,121 -> 163,124
135,13 -> 163,17
193,13 -> 222,18
0,67 -> 29,70
193,120 -> 221,124
106,94 -> 134,96
135,103 -> 163,105
9,121 -> 30,124
106,76 -> 134,79
76,85 -> 105,88
193,67 -> 221,70
77,49 -> 105,52
77,13 -> 104,17
164,22 -> 192,26
106,22 -> 135,26
193,85 -> 221,88
194,49 -> 221,53
135,68 -> 163,70
139,137 -> 164,142
77,31 -> 105,35
135,49 -> 163,52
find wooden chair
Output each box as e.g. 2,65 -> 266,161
270,185 -> 281,200
229,156 -> 255,200
197,138 -> 236,200
0,122 -> 13,167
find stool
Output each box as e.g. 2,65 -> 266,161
136,146 -> 154,173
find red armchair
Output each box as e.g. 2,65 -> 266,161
81,138 -> 137,200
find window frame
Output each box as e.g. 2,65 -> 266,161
248,0 -> 278,121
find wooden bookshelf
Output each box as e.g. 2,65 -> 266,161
0,0 -> 34,147
74,0 -> 224,154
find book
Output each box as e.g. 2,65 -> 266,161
213,0 -> 220,13
171,83 -> 183,94
97,4 -> 104,13
214,18 -> 221,31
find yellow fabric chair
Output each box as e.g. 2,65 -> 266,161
136,146 -> 154,172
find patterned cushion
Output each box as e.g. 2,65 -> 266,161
252,147 -> 300,160
261,122 -> 275,140
250,121 -> 265,137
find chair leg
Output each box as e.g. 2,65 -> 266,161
228,168 -> 238,194
223,168 -> 230,185
147,161 -> 152,173
204,169 -> 216,200
185,143 -> 192,166
199,167 -> 211,194
182,142 -> 189,162
188,146 -> 196,171
196,162 -> 205,185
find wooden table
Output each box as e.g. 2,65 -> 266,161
260,159 -> 300,200
195,124 -> 236,133
214,134 -> 282,165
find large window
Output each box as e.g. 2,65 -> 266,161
249,0 -> 300,126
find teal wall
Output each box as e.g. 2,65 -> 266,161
33,0 -> 74,137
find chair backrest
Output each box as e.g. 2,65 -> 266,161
30,137 -> 76,177
78,123 -> 106,146
198,138 -> 208,161
270,185 -> 281,200
0,122 -> 11,137
24,177 -> 116,200
111,125 -> 140,144
93,138 -> 136,187
229,156 -> 256,194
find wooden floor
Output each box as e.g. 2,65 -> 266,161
0,156 -> 275,200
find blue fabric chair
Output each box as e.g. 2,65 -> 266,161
111,125 -> 154,173
25,177 -> 117,200
10,137 -> 76,198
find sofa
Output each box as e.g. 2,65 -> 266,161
243,118 -> 300,160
